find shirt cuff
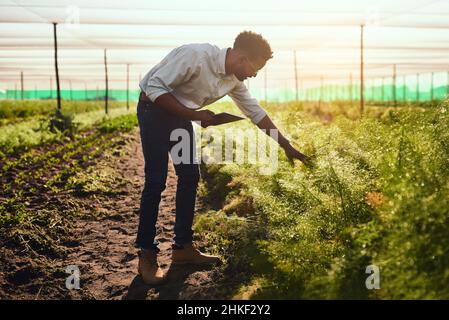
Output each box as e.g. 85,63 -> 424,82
250,109 -> 268,125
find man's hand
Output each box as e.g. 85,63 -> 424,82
284,144 -> 314,168
256,115 -> 314,168
194,110 -> 215,127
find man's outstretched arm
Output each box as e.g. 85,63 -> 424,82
228,83 -> 312,167
256,115 -> 312,167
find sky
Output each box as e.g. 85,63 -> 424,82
0,0 -> 448,95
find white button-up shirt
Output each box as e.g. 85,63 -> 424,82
139,43 -> 267,124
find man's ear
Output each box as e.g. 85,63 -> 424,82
236,53 -> 246,65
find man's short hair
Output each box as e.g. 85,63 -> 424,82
233,31 -> 273,62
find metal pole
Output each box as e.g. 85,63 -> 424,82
403,76 -> 406,102
20,71 -> 24,100
104,48 -> 109,114
53,22 -> 61,111
447,71 -> 449,97
360,25 -> 365,114
430,72 -> 435,101
294,50 -> 298,102
319,76 -> 323,107
393,64 -> 397,107
349,73 -> 353,103
416,73 -> 420,102
325,83 -> 328,102
69,80 -> 73,101
126,63 -> 130,110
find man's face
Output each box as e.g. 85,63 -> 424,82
234,54 -> 266,82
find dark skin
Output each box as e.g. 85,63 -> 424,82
153,47 -> 312,168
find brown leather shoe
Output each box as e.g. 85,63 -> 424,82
138,249 -> 167,285
171,243 -> 221,265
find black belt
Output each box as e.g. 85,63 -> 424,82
139,91 -> 151,102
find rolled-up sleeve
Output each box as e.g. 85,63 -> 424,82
228,82 -> 267,124
142,46 -> 200,102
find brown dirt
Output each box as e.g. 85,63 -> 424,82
64,132 -> 230,300
1,129 -> 239,300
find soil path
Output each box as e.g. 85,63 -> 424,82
64,131 -> 227,300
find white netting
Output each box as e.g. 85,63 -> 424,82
0,0 -> 448,98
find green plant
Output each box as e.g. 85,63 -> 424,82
196,99 -> 449,299
48,110 -> 79,136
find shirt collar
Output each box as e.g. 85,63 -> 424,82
217,47 -> 230,76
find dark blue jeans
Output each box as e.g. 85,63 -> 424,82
135,99 -> 200,250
